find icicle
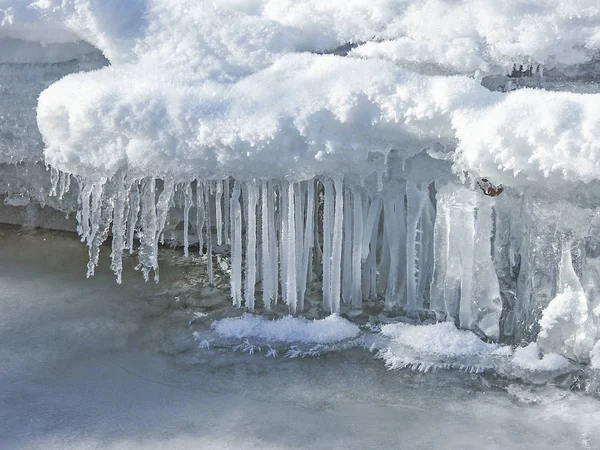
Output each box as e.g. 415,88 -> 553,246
286,181 -> 297,314
268,181 -> 279,304
204,182 -> 214,284
362,197 -> 382,261
230,180 -> 243,306
58,171 -> 70,201
405,181 -> 427,313
298,180 -> 315,311
383,191 -> 406,309
280,181 -> 289,305
126,182 -> 140,254
322,179 -> 334,312
152,179 -> 174,282
87,182 -> 114,279
49,167 -> 59,197
215,180 -> 223,246
110,173 -> 129,284
196,180 -> 205,255
183,183 -> 192,257
294,182 -> 305,311
78,182 -> 94,242
342,188 -> 353,305
261,180 -> 273,310
330,176 -> 344,314
245,182 -> 258,311
351,186 -> 363,308
224,178 -> 230,245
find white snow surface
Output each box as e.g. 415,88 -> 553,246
1,0 -> 599,186
378,322 -> 574,374
210,313 -> 360,344
512,343 -> 571,372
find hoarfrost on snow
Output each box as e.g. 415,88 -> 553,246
210,313 -> 360,344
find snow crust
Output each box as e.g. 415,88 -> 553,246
210,313 -> 360,344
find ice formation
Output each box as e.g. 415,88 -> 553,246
211,313 -> 360,344
3,1 -> 600,365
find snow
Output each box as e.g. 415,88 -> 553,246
211,313 -> 360,344
512,343 -> 571,372
377,321 -> 574,375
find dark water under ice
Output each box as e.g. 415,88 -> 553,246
1,225 -> 599,449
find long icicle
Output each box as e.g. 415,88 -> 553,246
322,179 -> 334,312
204,182 -> 214,284
351,186 -> 363,309
111,173 -> 129,284
231,180 -> 243,306
286,181 -> 297,314
183,182 -> 193,257
331,176 -> 344,314
196,180 -> 205,255
245,181 -> 258,311
261,180 -> 273,310
298,180 -> 315,311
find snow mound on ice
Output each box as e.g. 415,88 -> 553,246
512,343 -> 571,372
211,313 -> 360,344
377,322 -> 506,372
377,322 -> 575,375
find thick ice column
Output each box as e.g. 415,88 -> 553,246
383,186 -> 406,309
342,188 -> 353,305
430,184 -> 502,339
230,180 -> 243,306
351,186 -> 363,308
298,180 -> 315,310
245,182 -> 258,311
330,176 -> 344,314
268,181 -> 279,305
471,199 -> 503,339
286,181 -> 298,314
405,181 -> 429,313
322,179 -> 334,312
261,180 -> 273,310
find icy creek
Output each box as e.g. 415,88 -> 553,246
1,225 -> 600,450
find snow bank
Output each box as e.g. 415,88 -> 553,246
38,55 -> 493,182
210,313 -> 360,344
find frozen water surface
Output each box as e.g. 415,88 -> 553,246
1,225 -> 600,450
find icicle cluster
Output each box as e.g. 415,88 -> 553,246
74,173 -> 440,316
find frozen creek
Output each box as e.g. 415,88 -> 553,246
1,225 -> 600,449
